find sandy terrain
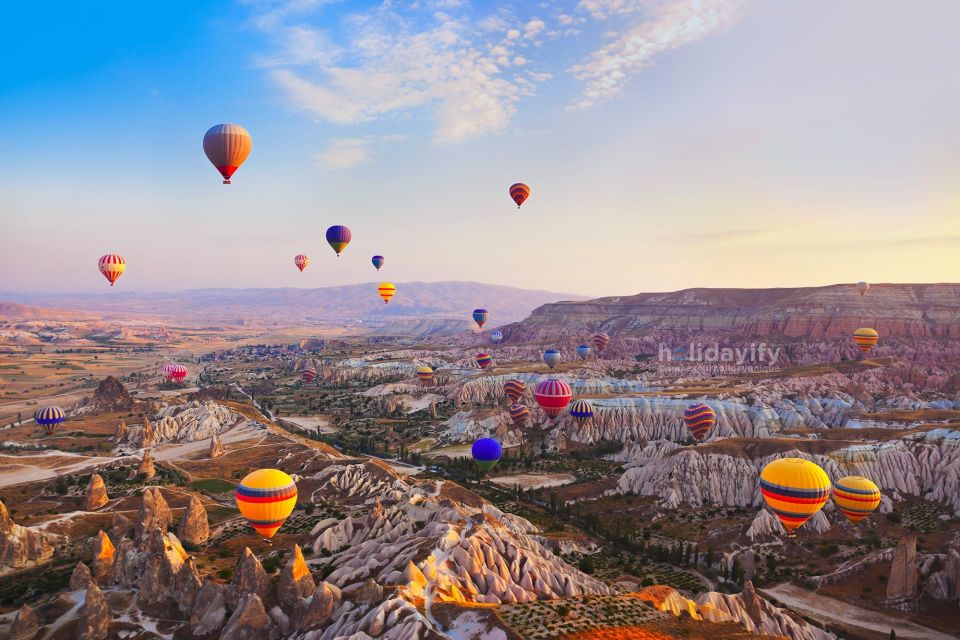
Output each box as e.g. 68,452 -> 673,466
762,583 -> 957,640
282,415 -> 337,434
488,473 -> 577,490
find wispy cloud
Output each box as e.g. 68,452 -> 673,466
314,135 -> 405,169
570,0 -> 747,110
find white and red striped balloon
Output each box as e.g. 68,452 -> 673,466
98,254 -> 126,286
294,254 -> 309,272
534,378 -> 572,419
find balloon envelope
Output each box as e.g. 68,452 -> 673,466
683,403 -> 716,442
326,225 -> 352,256
577,344 -> 592,359
378,282 -> 396,304
490,330 -> 503,344
853,328 -> 879,353
508,403 -> 530,426
833,475 -> 881,524
472,438 -> 502,471
592,332 -> 610,353
856,281 -> 870,297
543,349 -> 561,369
235,469 -> 298,539
476,353 -> 493,370
372,255 -> 385,271
472,308 -> 488,329
168,364 -> 187,384
295,254 -> 309,272
301,368 -> 317,383
416,365 -> 434,386
34,406 -> 65,435
759,458 -> 831,533
569,399 -> 593,427
98,254 -> 126,287
509,183 -> 530,208
503,379 -> 526,402
203,124 -> 252,184
534,378 -> 572,419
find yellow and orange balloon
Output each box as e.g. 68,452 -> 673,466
832,475 -> 881,524
853,327 -> 879,353
378,282 -> 396,304
235,469 -> 298,539
759,458 -> 831,533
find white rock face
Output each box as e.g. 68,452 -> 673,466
698,581 -> 836,640
119,401 -> 244,448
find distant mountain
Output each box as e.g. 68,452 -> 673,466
0,301 -> 94,321
504,283 -> 960,341
9,282 -> 588,330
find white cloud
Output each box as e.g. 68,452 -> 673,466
314,135 -> 406,169
570,0 -> 746,109
524,18 -> 546,39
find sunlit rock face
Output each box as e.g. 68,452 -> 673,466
117,400 -> 243,448
0,500 -> 59,573
698,581 -> 837,640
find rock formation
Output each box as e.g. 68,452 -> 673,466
117,401 -> 243,449
176,495 -> 209,545
886,534 -> 918,607
70,561 -> 93,590
0,499 -> 57,572
221,593 -> 275,640
228,547 -> 271,607
190,579 -> 227,635
113,420 -> 127,443
139,417 -> 155,449
137,449 -> 155,479
84,474 -> 108,510
277,544 -> 315,608
91,530 -> 115,584
698,581 -> 835,640
9,603 -> 39,640
76,582 -> 111,640
111,512 -> 132,539
89,375 -> 133,411
210,434 -> 224,458
136,487 -> 173,538
292,581 -> 340,631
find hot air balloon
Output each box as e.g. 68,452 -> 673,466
509,183 -> 530,208
856,281 -> 870,297
34,406 -> 65,435
534,378 -> 572,420
508,403 -> 530,427
543,349 -> 561,370
832,476 -> 881,525
490,330 -> 503,344
326,225 -> 352,256
295,255 -> 309,272
853,328 -> 879,353
577,344 -> 592,359
472,438 -> 502,472
683,403 -> 716,443
569,399 -> 594,427
203,124 -> 252,184
161,363 -> 177,381
472,309 -> 488,329
98,254 -> 126,287
759,458 -> 831,533
168,364 -> 188,384
416,365 -> 434,386
378,282 -> 396,304
235,469 -> 298,539
301,367 -> 317,383
372,255 -> 385,271
504,379 -> 526,403
592,332 -> 610,354
476,353 -> 493,370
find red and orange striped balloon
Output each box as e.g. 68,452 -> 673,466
504,379 -> 526,402
853,328 -> 879,353
294,254 -> 309,272
509,183 -> 530,208
98,254 -> 126,287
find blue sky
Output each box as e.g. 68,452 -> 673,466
1,0 -> 958,296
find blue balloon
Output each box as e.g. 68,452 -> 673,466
371,255 -> 385,271
543,348 -> 561,369
472,437 -> 502,463
490,330 -> 503,344
577,344 -> 592,359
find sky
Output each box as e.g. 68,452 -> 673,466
1,0 -> 958,297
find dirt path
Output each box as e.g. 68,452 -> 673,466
761,583 -> 957,640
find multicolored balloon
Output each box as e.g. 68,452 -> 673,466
203,124 -> 252,185
503,379 -> 526,402
683,403 -> 716,443
472,308 -> 488,329
34,406 -> 65,435
832,476 -> 881,525
472,438 -> 502,472
490,330 -> 503,344
508,403 -> 530,427
856,281 -> 870,297
476,353 -> 493,370
294,254 -> 309,273
235,469 -> 298,539
378,282 -> 396,304
759,458 -> 831,533
543,349 -> 561,370
853,328 -> 879,353
416,365 -> 434,386
569,399 -> 594,427
592,332 -> 610,353
372,255 -> 385,271
301,367 -> 317,383
98,254 -> 126,287
534,378 -> 572,420
509,182 -> 530,208
577,344 -> 592,359
326,225 -> 352,256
